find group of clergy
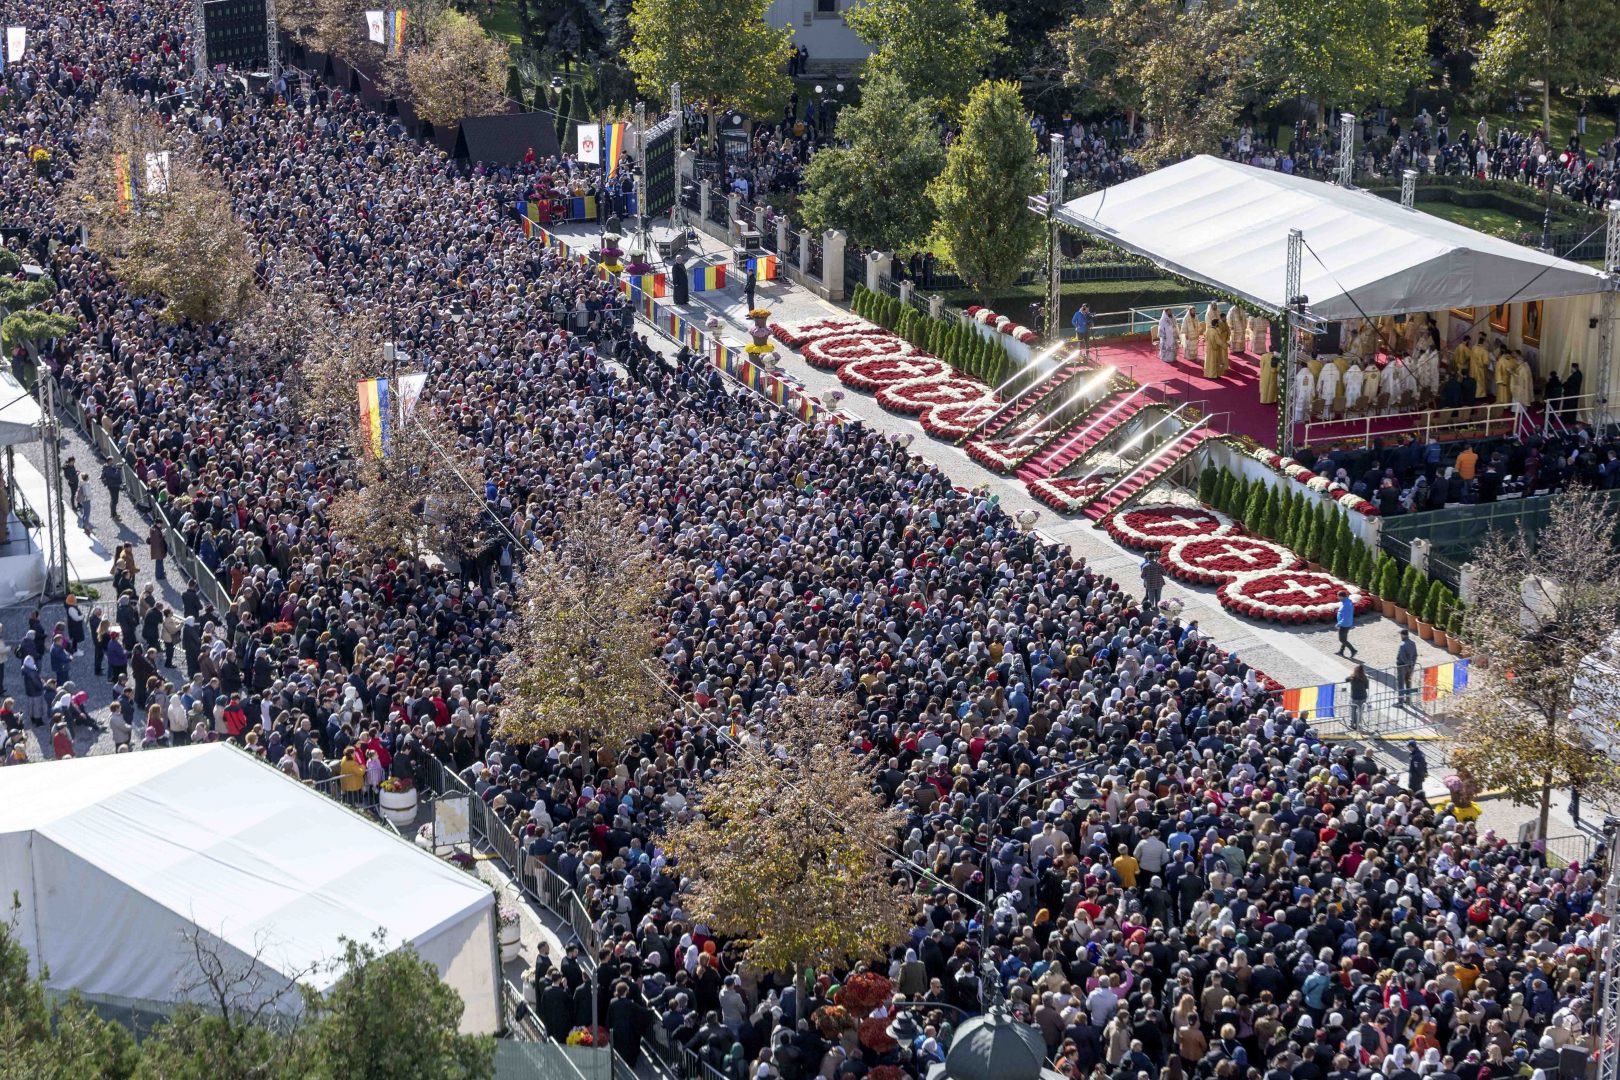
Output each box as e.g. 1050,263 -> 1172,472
1153,303 -> 1269,379
1285,339 -> 1535,425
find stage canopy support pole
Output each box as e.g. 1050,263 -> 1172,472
1337,112 -> 1356,188
1281,228 -> 1305,455
1401,168 -> 1417,209
635,100 -> 650,257
193,0 -> 208,80
1046,134 -> 1065,345
265,0 -> 280,79
669,84 -> 685,229
1596,199 -> 1620,431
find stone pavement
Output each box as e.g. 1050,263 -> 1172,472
553,220 -> 1454,691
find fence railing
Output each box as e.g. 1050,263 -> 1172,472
1304,658 -> 1473,738
35,362 -> 236,615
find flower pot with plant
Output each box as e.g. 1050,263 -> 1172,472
498,904 -> 522,961
378,777 -> 418,827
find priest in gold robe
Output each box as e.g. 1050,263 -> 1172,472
1204,314 -> 1231,378
1258,352 -> 1280,404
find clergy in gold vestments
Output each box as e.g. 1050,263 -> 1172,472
1227,305 -> 1247,352
1494,354 -> 1516,405
1363,364 -> 1381,410
1182,307 -> 1201,360
1468,339 -> 1490,395
1258,353 -> 1280,404
1204,315 -> 1231,378
1510,353 -> 1533,406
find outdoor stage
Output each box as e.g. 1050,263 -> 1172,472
1089,337 -> 1277,444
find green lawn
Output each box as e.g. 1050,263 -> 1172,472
479,0 -> 523,46
1475,89 -> 1585,146
1414,199 -> 1545,240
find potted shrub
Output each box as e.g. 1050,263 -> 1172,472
1450,608 -> 1469,656
1377,557 -> 1400,619
378,776 -> 418,828
1414,578 -> 1436,641
1396,564 -> 1424,626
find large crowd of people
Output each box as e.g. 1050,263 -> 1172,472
0,7 -> 1612,1080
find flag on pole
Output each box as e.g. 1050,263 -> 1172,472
577,123 -> 601,165
365,10 -> 386,43
691,264 -> 726,291
357,378 -> 393,457
605,122 -> 627,177
1422,659 -> 1470,703
5,27 -> 25,63
397,372 -> 428,419
385,10 -> 408,55
112,153 -> 137,214
1280,682 -> 1336,720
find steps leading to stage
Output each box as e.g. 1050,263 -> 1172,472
980,363 -> 1090,440
1014,396 -> 1146,481
1083,428 -> 1214,520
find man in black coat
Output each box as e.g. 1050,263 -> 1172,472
539,972 -> 574,1042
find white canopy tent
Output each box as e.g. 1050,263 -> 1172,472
0,368 -> 42,445
0,744 -> 500,1033
1056,155 -> 1611,321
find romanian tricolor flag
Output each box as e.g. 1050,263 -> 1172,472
520,215 -> 535,238
747,254 -> 778,281
605,122 -> 627,178
1281,682 -> 1336,720
1422,659 -> 1470,703
112,152 -> 136,214
568,195 -> 598,221
632,273 -> 666,298
768,378 -> 789,407
798,396 -> 818,422
386,9 -> 408,55
691,263 -> 726,292
356,377 -> 392,457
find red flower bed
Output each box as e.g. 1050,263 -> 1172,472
1160,535 -> 1302,585
876,376 -> 993,415
1106,504 -> 1237,551
1217,570 -> 1373,624
770,317 -> 866,347
1028,475 -> 1113,513
965,437 -> 1036,472
802,331 -> 919,370
838,355 -> 950,391
921,400 -> 1000,439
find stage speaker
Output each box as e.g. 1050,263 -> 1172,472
202,0 -> 269,70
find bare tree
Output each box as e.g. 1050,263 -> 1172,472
1450,486 -> 1620,838
494,493 -> 670,751
662,684 -> 911,990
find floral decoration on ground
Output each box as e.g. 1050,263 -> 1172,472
1243,443 -> 1380,516
770,316 -> 866,348
1160,535 -> 1302,585
965,304 -> 1040,345
1217,570 -> 1373,624
838,355 -> 950,391
966,437 -> 1039,472
876,376 -> 993,416
920,400 -> 1000,439
801,330 -> 921,370
1107,504 -> 1237,551
1029,475 -> 1114,513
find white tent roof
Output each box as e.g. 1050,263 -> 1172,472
0,368 -> 42,446
0,744 -> 499,1033
1056,155 -> 1611,321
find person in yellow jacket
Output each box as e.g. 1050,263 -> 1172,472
339,746 -> 366,800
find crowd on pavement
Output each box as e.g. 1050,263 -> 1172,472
0,5 -> 1614,1080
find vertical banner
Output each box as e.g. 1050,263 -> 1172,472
112,153 -> 136,214
143,151 -> 172,195
357,378 -> 392,457
577,123 -> 601,165
5,27 -> 25,63
386,10 -> 408,56
605,122 -> 626,177
366,10 -> 386,43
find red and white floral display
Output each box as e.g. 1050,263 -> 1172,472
839,355 -> 950,391
966,304 -> 1037,344
1244,444 -> 1380,516
876,377 -> 993,416
802,331 -> 920,370
966,438 -> 1038,472
1217,570 -> 1373,624
1029,475 -> 1113,513
770,317 -> 866,348
1107,505 -> 1237,551
921,400 -> 1000,439
1160,535 -> 1302,585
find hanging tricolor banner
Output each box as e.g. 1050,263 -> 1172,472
5,27 -> 25,63
746,254 -> 778,281
386,10 -> 408,56
691,264 -> 726,292
357,377 -> 393,457
1421,659 -> 1470,703
1280,681 -> 1336,720
112,153 -> 137,214
604,122 -> 627,178
365,10 -> 386,43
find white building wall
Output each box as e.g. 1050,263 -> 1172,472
766,0 -> 871,66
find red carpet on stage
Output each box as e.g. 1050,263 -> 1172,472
1089,338 -> 1278,445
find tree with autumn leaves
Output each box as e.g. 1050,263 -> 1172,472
494,493 -> 671,752
1449,487 -> 1620,839
662,685 -> 911,991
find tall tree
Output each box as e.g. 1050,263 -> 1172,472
624,0 -> 792,138
1449,487 -> 1620,839
798,70 -> 945,255
304,934 -> 495,1080
928,80 -> 1046,296
495,493 -> 670,751
1475,0 -> 1620,136
1058,0 -> 1249,164
844,0 -> 1007,117
662,685 -> 911,989
1249,0 -> 1427,120
403,11 -> 511,127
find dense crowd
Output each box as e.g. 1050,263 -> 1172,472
0,8 -> 1613,1080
